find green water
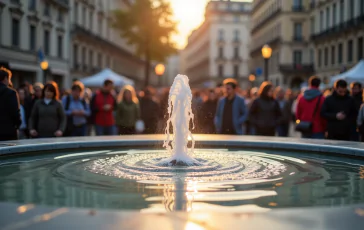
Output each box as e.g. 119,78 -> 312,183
0,148 -> 363,212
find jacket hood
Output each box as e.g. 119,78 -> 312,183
303,88 -> 322,101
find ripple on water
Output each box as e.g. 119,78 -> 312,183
82,150 -> 289,182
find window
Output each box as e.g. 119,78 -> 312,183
324,47 -> 328,66
318,49 -> 322,67
326,7 -> 330,28
74,2 -> 78,23
331,45 -> 336,65
218,65 -> 224,77
29,0 -> 36,11
358,37 -> 363,60
98,18 -> 103,35
44,2 -> 50,16
338,43 -> 343,64
44,30 -> 50,55
89,11 -> 93,30
310,17 -> 315,35
29,25 -> 36,51
234,30 -> 239,41
73,44 -> 78,68
293,50 -> 302,64
349,0 -> 354,19
348,40 -> 353,62
234,15 -> 240,23
233,65 -> 239,78
12,19 -> 20,47
293,0 -> 302,9
89,50 -> 93,67
310,49 -> 314,63
82,47 -> 86,66
218,47 -> 224,58
106,56 -> 110,67
218,29 -> 224,41
98,53 -> 102,67
57,35 -> 63,58
332,3 -> 336,26
234,47 -> 239,58
320,10 -> 324,31
293,22 -> 302,40
57,10 -> 64,23
82,6 -> 86,25
340,0 -> 344,23
361,0 -> 364,16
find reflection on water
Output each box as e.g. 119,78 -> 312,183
0,148 -> 364,212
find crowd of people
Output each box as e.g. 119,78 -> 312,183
0,66 -> 363,142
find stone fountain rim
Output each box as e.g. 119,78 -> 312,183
0,134 -> 363,158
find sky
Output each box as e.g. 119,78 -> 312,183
170,0 -> 251,49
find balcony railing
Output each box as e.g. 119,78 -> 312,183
48,0 -> 69,10
292,5 -> 304,12
251,8 -> 281,34
279,63 -> 315,74
293,36 -> 303,42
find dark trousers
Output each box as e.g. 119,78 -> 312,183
327,133 -> 350,141
95,125 -> 115,136
72,124 -> 87,137
118,126 -> 135,135
277,123 -> 289,137
256,127 -> 276,136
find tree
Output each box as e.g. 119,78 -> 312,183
113,0 -> 178,86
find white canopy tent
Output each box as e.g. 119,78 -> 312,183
329,60 -> 364,86
80,68 -> 134,87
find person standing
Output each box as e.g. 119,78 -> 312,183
350,82 -> 362,141
62,81 -> 91,137
275,87 -> 291,137
17,88 -> 28,139
249,82 -> 282,136
321,80 -> 357,141
91,80 -> 117,136
139,87 -> 159,134
0,67 -> 21,141
214,79 -> 248,135
296,76 -> 326,139
28,81 -> 66,138
200,89 -> 218,134
115,85 -> 140,135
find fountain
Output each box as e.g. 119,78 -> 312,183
0,75 -> 364,229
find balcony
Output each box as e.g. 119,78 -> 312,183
292,5 -> 304,12
251,8 -> 281,34
231,56 -> 242,63
217,39 -> 225,46
232,39 -> 241,46
293,36 -> 304,42
47,0 -> 69,10
279,63 -> 315,74
215,56 -> 227,63
311,16 -> 364,42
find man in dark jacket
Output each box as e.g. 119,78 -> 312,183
0,67 -> 21,141
140,87 -> 159,134
350,82 -> 362,141
275,87 -> 291,137
321,79 -> 357,141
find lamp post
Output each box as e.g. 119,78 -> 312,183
40,60 -> 49,84
249,74 -> 256,87
155,63 -> 165,87
261,44 -> 272,81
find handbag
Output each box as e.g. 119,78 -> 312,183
295,96 -> 321,134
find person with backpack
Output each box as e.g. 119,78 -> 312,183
62,81 -> 90,137
295,76 -> 326,139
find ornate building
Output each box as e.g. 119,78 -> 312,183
180,0 -> 252,88
0,0 -> 70,88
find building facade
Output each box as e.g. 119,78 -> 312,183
181,0 -> 251,89
310,0 -> 364,84
69,0 -> 151,88
250,0 -> 364,89
0,0 -> 70,88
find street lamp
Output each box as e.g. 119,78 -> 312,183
40,60 -> 49,84
261,44 -> 272,81
155,63 -> 165,87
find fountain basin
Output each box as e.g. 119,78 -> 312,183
0,135 -> 364,229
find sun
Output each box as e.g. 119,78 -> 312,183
170,0 -> 209,49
